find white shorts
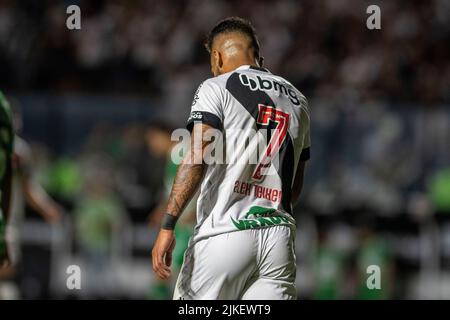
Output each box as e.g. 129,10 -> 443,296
173,225 -> 296,300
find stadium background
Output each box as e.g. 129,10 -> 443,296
0,0 -> 449,299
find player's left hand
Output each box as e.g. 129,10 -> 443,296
152,229 -> 176,280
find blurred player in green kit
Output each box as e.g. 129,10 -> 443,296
145,123 -> 196,299
0,93 -> 62,298
0,91 -> 14,268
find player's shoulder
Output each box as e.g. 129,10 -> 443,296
195,73 -> 235,102
270,72 -> 309,113
275,73 -> 308,102
200,73 -> 232,90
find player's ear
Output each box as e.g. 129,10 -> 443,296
213,50 -> 223,70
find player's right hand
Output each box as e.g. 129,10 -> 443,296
152,229 -> 176,280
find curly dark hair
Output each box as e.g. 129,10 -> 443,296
205,17 -> 260,59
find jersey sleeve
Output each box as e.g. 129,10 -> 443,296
186,80 -> 224,132
299,103 -> 311,162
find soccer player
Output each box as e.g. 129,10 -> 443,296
4,102 -> 62,268
152,17 -> 311,299
0,91 -> 14,269
0,95 -> 63,298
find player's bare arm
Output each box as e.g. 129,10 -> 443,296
15,145 -> 62,224
21,178 -> 62,223
152,123 -> 213,280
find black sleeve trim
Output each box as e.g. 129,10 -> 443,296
300,147 -> 310,161
186,111 -> 223,132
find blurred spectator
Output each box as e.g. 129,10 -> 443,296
74,155 -> 125,296
0,0 -> 448,121
429,168 -> 450,214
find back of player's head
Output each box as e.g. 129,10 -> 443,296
205,17 -> 260,60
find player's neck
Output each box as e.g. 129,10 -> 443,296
223,59 -> 259,74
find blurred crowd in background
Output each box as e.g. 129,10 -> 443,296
0,0 -> 449,299
1,0 -> 449,109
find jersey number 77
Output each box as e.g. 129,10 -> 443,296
252,105 -> 290,181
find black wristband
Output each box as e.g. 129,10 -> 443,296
161,213 -> 179,230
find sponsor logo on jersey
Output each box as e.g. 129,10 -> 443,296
238,73 -> 301,106
187,111 -> 203,122
231,205 -> 295,230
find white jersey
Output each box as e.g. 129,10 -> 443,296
186,65 -> 310,244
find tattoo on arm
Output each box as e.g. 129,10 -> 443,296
166,124 -> 212,217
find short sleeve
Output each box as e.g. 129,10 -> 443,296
186,80 -> 223,132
